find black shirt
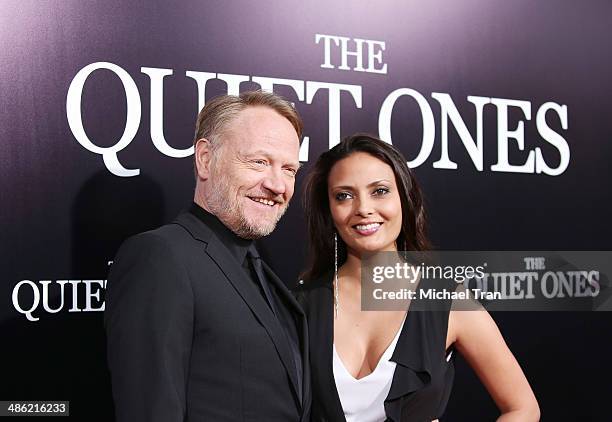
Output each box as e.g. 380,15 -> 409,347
189,202 -> 303,399
189,202 -> 277,312
189,202 -> 252,264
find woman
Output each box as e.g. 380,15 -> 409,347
296,134 -> 539,421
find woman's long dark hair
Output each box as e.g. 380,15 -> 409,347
301,133 -> 431,281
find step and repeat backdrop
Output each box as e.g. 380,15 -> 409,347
2,0 -> 611,420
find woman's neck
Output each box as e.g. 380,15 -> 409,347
340,252 -> 362,280
340,248 -> 403,284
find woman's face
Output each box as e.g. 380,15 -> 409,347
328,152 -> 403,256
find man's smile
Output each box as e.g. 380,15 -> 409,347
248,196 -> 279,207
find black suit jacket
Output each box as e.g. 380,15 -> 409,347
105,212 -> 311,422
295,273 -> 454,422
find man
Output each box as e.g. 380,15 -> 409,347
105,91 -> 310,421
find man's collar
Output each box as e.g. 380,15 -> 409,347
189,202 -> 252,264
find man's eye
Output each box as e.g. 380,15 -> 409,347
252,159 -> 267,166
335,192 -> 352,201
373,187 -> 390,196
283,168 -> 297,177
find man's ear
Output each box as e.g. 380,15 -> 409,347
194,138 -> 213,180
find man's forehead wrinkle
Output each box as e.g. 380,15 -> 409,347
217,107 -> 298,165
240,107 -> 294,137
231,133 -> 296,156
219,108 -> 252,146
219,125 -> 250,155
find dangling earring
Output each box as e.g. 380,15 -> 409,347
334,231 -> 340,319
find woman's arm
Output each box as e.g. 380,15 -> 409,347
448,309 -> 540,421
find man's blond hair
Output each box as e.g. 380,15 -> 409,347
193,90 -> 303,161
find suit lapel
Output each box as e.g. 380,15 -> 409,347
173,212 -> 302,408
261,260 -> 311,412
261,260 -> 304,319
311,274 -> 346,421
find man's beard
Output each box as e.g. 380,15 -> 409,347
206,169 -> 288,240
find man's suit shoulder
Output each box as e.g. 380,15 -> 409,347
109,227 -> 187,286
108,218 -> 211,296
116,227 -> 177,262
133,219 -> 202,243
118,216 -> 209,258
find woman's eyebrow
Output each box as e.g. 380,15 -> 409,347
366,179 -> 392,187
330,184 -> 355,191
330,179 -> 392,190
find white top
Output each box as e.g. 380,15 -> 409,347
333,317 -> 406,422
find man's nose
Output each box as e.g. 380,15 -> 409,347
262,167 -> 287,195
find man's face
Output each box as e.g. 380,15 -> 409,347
206,106 -> 300,239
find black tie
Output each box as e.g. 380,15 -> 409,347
246,250 -> 303,402
247,252 -> 278,315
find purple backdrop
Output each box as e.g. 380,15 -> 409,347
2,1 -> 611,420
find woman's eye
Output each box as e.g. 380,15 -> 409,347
373,187 -> 390,196
335,192 -> 352,201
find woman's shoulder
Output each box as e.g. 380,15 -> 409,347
292,271 -> 333,309
293,270 -> 333,291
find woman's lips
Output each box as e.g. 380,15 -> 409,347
352,222 -> 382,236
